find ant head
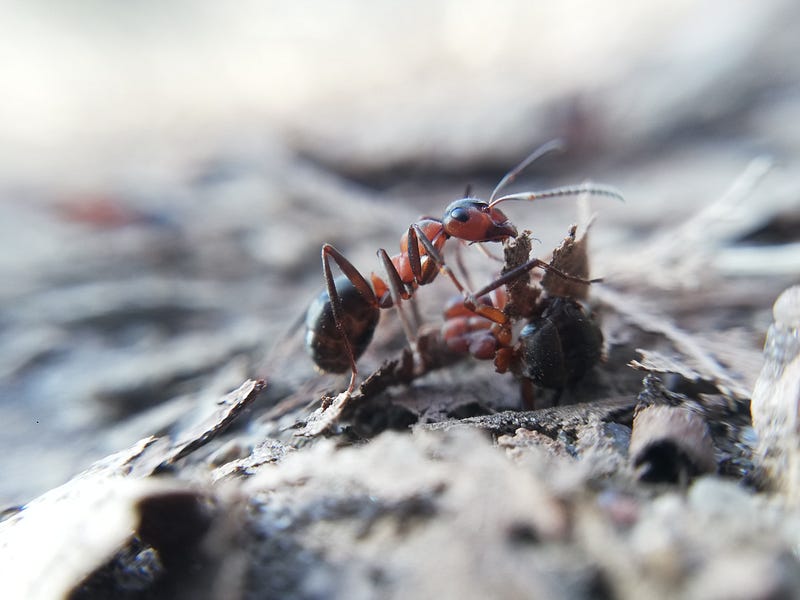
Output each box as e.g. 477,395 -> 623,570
442,198 -> 517,242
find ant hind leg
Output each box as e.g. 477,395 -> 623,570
321,244 -> 379,394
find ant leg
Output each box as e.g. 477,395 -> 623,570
408,295 -> 424,334
473,241 -> 504,263
377,248 -> 419,348
409,225 -> 468,293
452,240 -> 476,291
411,224 -> 507,326
321,244 -> 379,394
398,226 -> 442,333
405,226 -> 438,285
471,257 -> 599,299
521,378 -> 537,411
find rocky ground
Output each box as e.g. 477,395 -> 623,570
2,2 -> 800,599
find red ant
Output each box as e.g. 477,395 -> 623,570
304,141 -> 622,395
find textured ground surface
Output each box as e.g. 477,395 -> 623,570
2,2 -> 800,599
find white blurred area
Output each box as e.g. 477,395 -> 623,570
1,0 -> 784,186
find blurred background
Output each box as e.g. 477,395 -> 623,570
1,0 -> 799,505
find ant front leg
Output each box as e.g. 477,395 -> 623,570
411,224 -> 508,326
315,244 -> 381,394
376,248 -> 420,349
471,257 -> 600,300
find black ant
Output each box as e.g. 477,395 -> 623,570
441,269 -> 604,403
304,141 -> 621,396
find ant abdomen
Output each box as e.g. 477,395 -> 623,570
305,275 -> 380,373
518,297 -> 603,389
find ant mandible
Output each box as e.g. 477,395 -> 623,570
304,141 -> 622,395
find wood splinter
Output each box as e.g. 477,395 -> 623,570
629,404 -> 716,484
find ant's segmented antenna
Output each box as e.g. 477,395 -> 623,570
488,139 -> 565,204
488,184 -> 624,208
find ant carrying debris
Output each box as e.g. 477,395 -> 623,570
304,141 -> 622,397
440,228 -> 605,406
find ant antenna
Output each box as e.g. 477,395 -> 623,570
488,184 -> 624,208
488,139 -> 566,204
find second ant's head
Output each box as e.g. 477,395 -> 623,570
442,198 -> 518,242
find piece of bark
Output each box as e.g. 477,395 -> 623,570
0,438 -> 190,600
0,379 -> 266,599
629,404 -> 716,483
422,396 -> 638,439
158,379 -> 266,467
501,231 -> 541,320
594,285 -> 751,400
542,223 -> 592,300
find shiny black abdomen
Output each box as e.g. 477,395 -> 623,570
519,297 -> 602,389
305,276 -> 380,373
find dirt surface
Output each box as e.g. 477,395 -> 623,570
2,2 -> 800,599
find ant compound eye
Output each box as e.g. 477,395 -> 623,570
449,207 -> 470,222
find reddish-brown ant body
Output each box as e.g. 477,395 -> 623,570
304,142 -> 621,395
